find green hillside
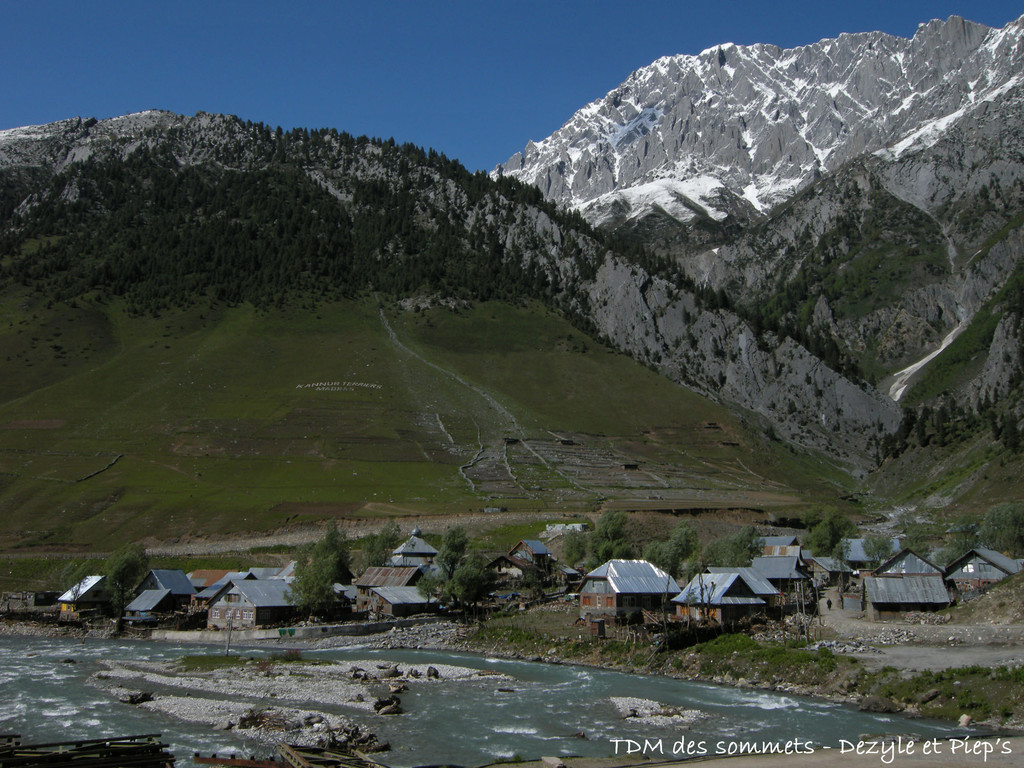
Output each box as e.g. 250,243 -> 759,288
0,290 -> 840,551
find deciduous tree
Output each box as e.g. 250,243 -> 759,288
292,524 -> 351,617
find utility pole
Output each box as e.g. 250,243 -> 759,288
224,616 -> 233,656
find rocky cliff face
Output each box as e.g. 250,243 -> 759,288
500,12 -> 1024,400
494,15 -> 1024,228
579,257 -> 901,469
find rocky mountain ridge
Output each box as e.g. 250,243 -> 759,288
493,12 -> 1024,473
0,110 -> 901,469
494,14 -> 1024,229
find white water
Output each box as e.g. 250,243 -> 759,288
0,637 -> 967,768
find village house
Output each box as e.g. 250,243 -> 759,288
207,579 -> 295,629
191,571 -> 257,610
488,552 -> 542,585
555,563 -> 582,589
0,590 -> 59,613
389,528 -> 438,567
862,573 -> 950,621
187,569 -> 232,590
944,547 -> 1023,593
873,549 -> 943,576
578,559 -> 679,622
57,575 -> 110,619
124,589 -> 178,624
803,554 -> 853,589
364,586 -> 438,618
706,566 -> 784,610
354,565 -> 426,612
136,569 -> 195,609
750,556 -> 809,592
508,540 -> 554,573
672,572 -> 769,626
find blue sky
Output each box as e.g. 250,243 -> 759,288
2,2 -> 1021,171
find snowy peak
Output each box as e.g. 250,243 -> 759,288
494,14 -> 1024,225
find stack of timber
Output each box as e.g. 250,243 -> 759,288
0,734 -> 174,768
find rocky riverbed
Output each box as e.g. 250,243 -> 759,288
87,654 -> 510,751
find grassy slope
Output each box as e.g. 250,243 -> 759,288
0,291 -> 845,551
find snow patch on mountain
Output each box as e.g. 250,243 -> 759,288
495,14 -> 1024,227
580,175 -> 730,225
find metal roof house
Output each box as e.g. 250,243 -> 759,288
355,565 -> 428,612
706,566 -> 784,606
365,586 -> 438,618
124,589 -> 177,623
488,553 -> 542,583
389,528 -> 438,566
750,556 -> 809,589
509,539 -> 553,572
137,569 -> 195,609
862,574 -> 950,621
945,548 -> 1022,592
207,579 -> 295,629
804,554 -> 853,587
673,572 -> 768,626
187,569 -> 232,589
873,549 -> 943,576
578,560 -> 679,622
57,575 -> 109,618
192,571 -> 257,608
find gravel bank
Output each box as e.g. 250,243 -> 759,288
88,654 -> 511,750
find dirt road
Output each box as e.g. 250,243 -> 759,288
816,591 -> 1024,672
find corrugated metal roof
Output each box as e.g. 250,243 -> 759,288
673,573 -> 765,606
197,571 -> 253,599
147,569 -> 195,596
276,561 -> 297,579
188,569 -> 231,588
875,549 -> 942,575
126,588 -> 172,613
763,545 -> 803,557
392,536 -> 438,556
58,575 -> 105,603
760,535 -> 798,547
974,547 -> 1023,575
370,586 -> 435,605
807,556 -> 852,573
750,556 -> 808,581
864,574 -> 949,605
706,567 -> 780,596
518,540 -> 550,556
247,567 -> 281,579
356,566 -> 422,588
585,560 -> 679,595
232,579 -> 293,607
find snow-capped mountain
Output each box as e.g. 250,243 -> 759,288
494,14 -> 1024,227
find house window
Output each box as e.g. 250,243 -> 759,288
964,563 -> 975,574
243,610 -> 253,620
226,593 -> 240,602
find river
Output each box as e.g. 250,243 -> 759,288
0,636 -> 969,767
